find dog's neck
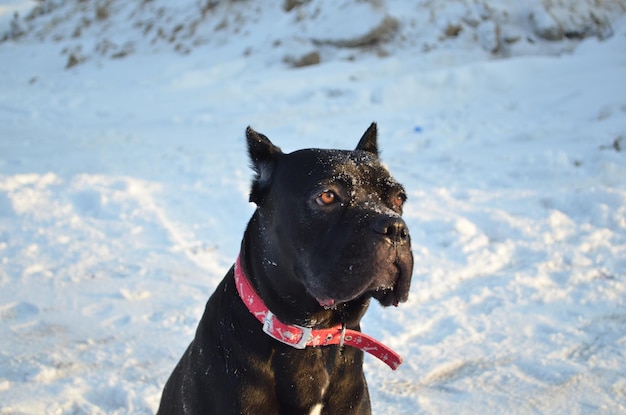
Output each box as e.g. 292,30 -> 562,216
240,213 -> 369,329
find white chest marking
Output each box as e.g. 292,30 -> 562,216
309,403 -> 323,415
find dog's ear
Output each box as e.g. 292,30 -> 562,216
355,122 -> 379,157
246,126 -> 282,205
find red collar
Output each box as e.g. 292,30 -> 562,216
234,255 -> 403,370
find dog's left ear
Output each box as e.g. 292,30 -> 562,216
355,122 -> 379,157
246,126 -> 282,206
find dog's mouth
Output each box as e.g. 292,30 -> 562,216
370,284 -> 400,307
315,282 -> 397,310
316,297 -> 337,309
371,260 -> 408,307
314,257 -> 412,309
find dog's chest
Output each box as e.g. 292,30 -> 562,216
262,345 -> 355,412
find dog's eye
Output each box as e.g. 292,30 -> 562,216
316,190 -> 337,206
391,193 -> 406,209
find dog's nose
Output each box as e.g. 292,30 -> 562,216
372,216 -> 410,244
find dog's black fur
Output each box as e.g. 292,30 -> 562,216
157,123 -> 413,414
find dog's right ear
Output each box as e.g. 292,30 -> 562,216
246,126 -> 282,206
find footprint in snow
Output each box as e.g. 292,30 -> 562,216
0,301 -> 39,323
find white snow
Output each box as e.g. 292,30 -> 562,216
1,0 -> 625,414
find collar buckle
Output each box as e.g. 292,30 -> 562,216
262,310 -> 312,350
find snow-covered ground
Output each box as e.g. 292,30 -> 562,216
1,1 -> 625,414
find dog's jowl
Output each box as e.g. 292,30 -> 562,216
157,123 -> 413,415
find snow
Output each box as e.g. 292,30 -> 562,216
1,0 -> 625,414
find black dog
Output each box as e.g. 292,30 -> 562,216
157,123 -> 413,414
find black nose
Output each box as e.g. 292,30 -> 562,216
372,216 -> 410,244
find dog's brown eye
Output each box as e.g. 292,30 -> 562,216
316,190 -> 336,206
392,194 -> 405,209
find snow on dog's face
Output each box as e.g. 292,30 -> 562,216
247,123 -> 413,308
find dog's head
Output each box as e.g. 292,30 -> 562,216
246,123 -> 413,308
